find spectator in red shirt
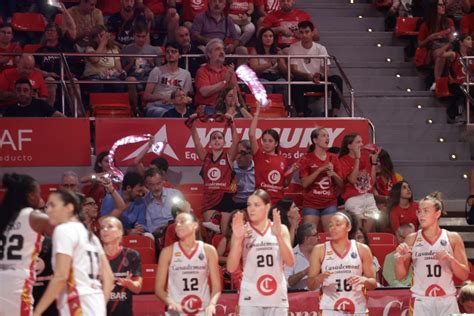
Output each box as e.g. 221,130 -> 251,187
0,54 -> 48,107
255,0 -> 281,25
0,23 -> 21,72
417,0 -> 455,90
180,0 -> 208,30
194,38 -> 238,112
260,0 -> 318,48
142,0 -> 180,44
387,180 -> 419,233
228,0 -> 255,45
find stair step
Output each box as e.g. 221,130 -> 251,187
359,106 -> 448,125
395,162 -> 472,180
348,75 -> 425,91
330,46 -> 405,62
316,17 -> 385,32
377,142 -> 470,161
355,96 -> 444,108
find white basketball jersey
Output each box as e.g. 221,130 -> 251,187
320,240 -> 367,314
52,221 -> 105,314
239,221 -> 289,308
0,207 -> 43,316
168,241 -> 210,315
411,229 -> 456,297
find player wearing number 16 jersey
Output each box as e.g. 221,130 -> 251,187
227,189 -> 295,316
34,190 -> 114,316
395,192 -> 470,316
0,173 -> 53,316
308,212 -> 377,316
155,212 -> 221,316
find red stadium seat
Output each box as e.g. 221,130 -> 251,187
211,234 -> 224,249
435,77 -> 453,99
176,183 -> 204,194
367,233 -> 396,245
96,0 -> 121,16
164,223 -> 177,247
23,44 -> 41,54
318,232 -> 331,243
90,92 -> 132,117
370,244 -> 397,271
374,0 -> 392,8
395,17 -> 421,37
123,235 -> 155,250
460,13 -> 474,36
135,247 -> 157,264
12,13 -> 47,32
54,14 -> 63,26
285,193 -> 303,208
246,93 -> 288,117
40,184 -> 59,202
304,92 -> 325,98
141,264 -> 157,293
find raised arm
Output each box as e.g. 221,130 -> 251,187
249,102 -> 261,155
134,138 -> 155,177
188,115 -> 207,161
271,209 -> 295,267
227,212 -> 246,273
226,115 -> 240,162
395,233 -> 416,280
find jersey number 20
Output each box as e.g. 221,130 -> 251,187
257,254 -> 274,267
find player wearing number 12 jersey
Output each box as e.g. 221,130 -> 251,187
308,211 -> 377,316
0,173 -> 52,316
227,189 -> 295,316
34,190 -> 114,316
155,212 -> 221,316
395,192 -> 470,316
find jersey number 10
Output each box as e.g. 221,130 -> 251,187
426,264 -> 442,277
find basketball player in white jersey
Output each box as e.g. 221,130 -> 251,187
155,212 -> 221,316
227,189 -> 295,316
0,173 -> 53,316
395,192 -> 469,316
33,189 -> 114,316
307,211 -> 377,316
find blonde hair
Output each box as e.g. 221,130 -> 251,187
100,215 -> 124,234
420,191 -> 447,216
459,282 -> 474,304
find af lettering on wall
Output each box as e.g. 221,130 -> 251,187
95,118 -> 370,167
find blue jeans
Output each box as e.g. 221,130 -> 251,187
145,102 -> 174,117
302,205 -> 338,217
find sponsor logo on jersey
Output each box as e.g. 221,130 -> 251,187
198,253 -> 205,260
425,284 -> 446,297
326,250 -> 333,256
350,252 -> 357,259
440,239 -> 447,246
181,294 -> 202,315
175,252 -> 182,257
257,275 -> 277,296
207,167 -> 221,181
334,298 -> 355,313
267,170 -> 281,185
219,159 -> 226,166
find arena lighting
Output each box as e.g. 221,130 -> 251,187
427,119 -> 433,124
463,173 -> 469,179
406,88 -> 412,92
350,0 -> 354,4
358,15 -> 363,19
376,43 -> 382,47
438,137 -> 445,143
172,196 -> 183,204
367,28 -> 373,32
386,57 -> 391,62
395,74 -> 401,78
450,154 -> 457,160
416,104 -> 423,109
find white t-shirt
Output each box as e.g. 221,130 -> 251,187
146,65 -> 193,105
52,221 -> 105,311
288,41 -> 330,76
284,245 -> 310,290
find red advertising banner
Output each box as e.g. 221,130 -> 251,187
95,118 -> 370,167
134,289 -> 413,316
0,118 -> 91,167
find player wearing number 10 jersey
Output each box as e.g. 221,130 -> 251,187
395,192 -> 470,316
156,212 -> 221,316
227,189 -> 295,316
0,173 -> 52,316
308,212 -> 377,316
34,190 -> 114,316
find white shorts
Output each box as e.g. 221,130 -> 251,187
411,295 -> 459,316
238,306 -> 288,316
320,311 -> 368,316
344,193 -> 379,219
58,293 -> 106,316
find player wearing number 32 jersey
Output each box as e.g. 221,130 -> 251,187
308,212 -> 377,316
34,190 -> 114,316
155,212 -> 221,316
395,193 -> 470,316
227,189 -> 295,316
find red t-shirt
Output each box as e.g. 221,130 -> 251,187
228,0 -> 252,15
143,0 -> 166,15
253,150 -> 288,204
255,0 -> 280,14
260,9 -> 312,46
195,64 -> 238,107
0,68 -> 48,106
182,0 -> 208,22
96,0 -> 121,16
338,151 -> 373,201
201,150 -> 233,210
460,12 -> 474,36
299,152 -> 340,209
0,42 -> 22,72
375,172 -> 402,197
390,202 -> 419,232
418,19 -> 454,42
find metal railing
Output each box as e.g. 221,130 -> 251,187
459,56 -> 473,125
0,51 -> 360,119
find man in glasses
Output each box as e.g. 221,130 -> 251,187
284,223 -> 319,290
60,171 -> 81,193
143,41 -> 194,117
232,140 -> 255,210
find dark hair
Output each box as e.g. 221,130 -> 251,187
44,22 -> 62,37
308,127 -> 326,153
377,149 -> 394,179
144,167 -> 163,179
165,41 -> 180,51
94,151 -> 110,173
0,23 -> 13,30
339,132 -> 359,157
0,173 -> 38,235
295,222 -> 316,246
250,189 -> 272,205
122,171 -> 144,190
215,86 -> 248,114
355,228 -> 369,245
269,198 -> 293,229
15,78 -> 33,88
426,1 -> 450,35
387,181 -> 414,220
239,139 -> 251,152
51,189 -> 93,240
452,34 -> 471,53
332,210 -> 358,239
262,129 -> 280,153
132,21 -> 149,35
150,157 -> 169,173
327,146 -> 340,154
255,27 -> 279,55
298,20 -> 314,31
